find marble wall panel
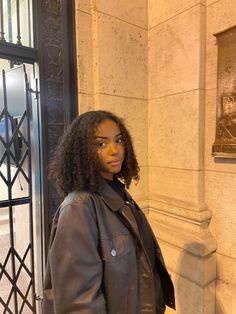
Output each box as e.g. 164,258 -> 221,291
149,91 -> 204,170
149,167 -> 204,209
148,5 -> 205,98
205,171 -> 236,258
149,0 -> 204,28
97,13 -> 147,99
98,94 -> 148,166
76,10 -> 94,94
97,0 -> 147,29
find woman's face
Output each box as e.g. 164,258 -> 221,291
95,119 -> 125,180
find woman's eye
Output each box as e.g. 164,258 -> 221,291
97,141 -> 106,148
116,138 -> 123,144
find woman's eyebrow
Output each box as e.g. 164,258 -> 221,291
95,133 -> 122,139
95,136 -> 108,139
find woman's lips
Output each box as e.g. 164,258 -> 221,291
108,160 -> 122,166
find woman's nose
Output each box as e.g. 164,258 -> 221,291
108,142 -> 118,154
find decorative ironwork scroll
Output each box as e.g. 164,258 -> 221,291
212,26 -> 236,158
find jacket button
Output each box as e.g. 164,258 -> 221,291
111,249 -> 117,257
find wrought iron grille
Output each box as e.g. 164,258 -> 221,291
0,65 -> 36,313
0,0 -> 33,47
0,2 -> 77,313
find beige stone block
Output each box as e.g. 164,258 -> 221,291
149,166 -> 204,209
149,199 -> 212,224
217,253 -> 236,285
154,240 -> 216,286
150,209 -> 217,256
216,255 -> 236,313
207,0 -> 236,36
78,93 -> 95,114
97,13 -> 147,99
205,35 -> 218,90
165,272 -> 215,314
98,94 -> 148,166
129,166 -> 148,204
205,171 -> 236,258
149,90 -> 204,170
76,11 -> 93,94
149,206 -> 214,241
75,0 -> 91,14
206,0 -> 218,5
149,0 -> 204,28
97,0 -> 147,29
216,280 -> 236,314
149,5 -> 205,98
204,88 -> 216,169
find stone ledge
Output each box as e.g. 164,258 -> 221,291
149,199 -> 212,225
150,212 -> 217,257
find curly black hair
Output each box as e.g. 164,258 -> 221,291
49,110 -> 140,196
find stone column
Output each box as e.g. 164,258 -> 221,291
148,2 -> 216,313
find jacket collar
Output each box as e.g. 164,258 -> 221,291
96,178 -> 129,212
97,178 -> 141,238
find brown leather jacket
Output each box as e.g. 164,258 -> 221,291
43,180 -> 175,314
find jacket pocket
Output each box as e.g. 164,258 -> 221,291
100,234 -> 131,262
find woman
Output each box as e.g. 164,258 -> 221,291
43,110 -> 175,314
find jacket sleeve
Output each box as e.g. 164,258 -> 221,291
44,198 -> 106,314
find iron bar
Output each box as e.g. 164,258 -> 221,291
0,196 -> 31,208
7,0 -> 12,42
25,69 -> 36,311
0,42 -> 37,63
28,0 -> 32,47
2,70 -> 18,313
16,0 -> 22,45
0,0 -> 6,42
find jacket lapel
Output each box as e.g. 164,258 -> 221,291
97,179 -> 140,240
97,179 -> 156,270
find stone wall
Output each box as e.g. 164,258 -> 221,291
75,0 -> 148,206
75,0 -> 236,313
205,0 -> 236,313
148,1 -> 216,313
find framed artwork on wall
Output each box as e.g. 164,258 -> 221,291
212,25 -> 236,158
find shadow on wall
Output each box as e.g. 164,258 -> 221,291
216,299 -> 225,314
174,242 -> 217,314
215,279 -> 231,314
